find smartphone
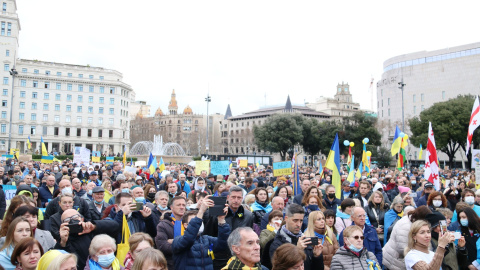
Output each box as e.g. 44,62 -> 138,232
410,193 -> 417,198
307,237 -> 319,246
132,202 -> 143,211
453,231 -> 461,239
210,197 -> 227,216
439,220 -> 448,235
67,223 -> 83,234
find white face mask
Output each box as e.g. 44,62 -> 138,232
432,200 -> 442,207
465,196 -> 475,205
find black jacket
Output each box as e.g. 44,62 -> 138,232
44,196 -> 91,221
88,201 -> 110,221
323,197 -> 341,212
53,219 -> 119,270
269,229 -> 324,270
364,202 -> 387,228
0,185 -> 6,219
351,190 -> 373,207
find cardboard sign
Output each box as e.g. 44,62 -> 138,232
92,151 -> 101,163
239,160 -> 248,168
73,147 -> 91,165
273,161 -> 292,176
106,157 -> 114,165
195,160 -> 210,176
18,155 -> 32,162
211,160 -> 230,175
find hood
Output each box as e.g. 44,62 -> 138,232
336,211 -> 351,219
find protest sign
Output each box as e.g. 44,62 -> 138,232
92,151 -> 101,163
273,161 -> 292,176
106,157 -> 114,165
195,160 -> 210,175
473,149 -> 480,184
211,160 -> 229,175
18,155 -> 32,163
239,160 -> 248,168
73,147 -> 91,165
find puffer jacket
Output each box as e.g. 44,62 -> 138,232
382,215 -> 412,270
330,247 -> 379,270
321,229 -> 339,270
172,216 -> 230,270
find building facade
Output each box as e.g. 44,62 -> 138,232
130,101 -> 151,119
129,90 -> 224,156
377,42 -> 480,162
306,82 -> 361,121
220,96 -> 331,155
0,0 -> 135,155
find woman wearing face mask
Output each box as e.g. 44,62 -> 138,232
305,211 -> 338,270
266,186 -> 274,199
171,197 -> 230,270
451,189 -> 480,223
251,188 -> 272,226
303,195 -> 325,227
86,234 -> 124,270
0,217 -> 33,270
426,191 -> 449,211
365,191 -> 388,243
11,205 -> 55,252
331,225 -> 381,269
150,191 -> 170,227
143,184 -> 156,203
457,207 -> 480,269
260,210 -> 283,253
404,220 -> 453,270
10,237 -> 44,270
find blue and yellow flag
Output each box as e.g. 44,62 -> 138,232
41,137 -> 53,164
346,155 -> 355,183
147,153 -> 157,174
362,142 -> 370,175
391,126 -> 402,156
27,136 -> 32,150
159,157 -> 165,172
122,145 -> 127,167
293,151 -> 301,196
419,144 -> 423,159
325,133 -> 341,199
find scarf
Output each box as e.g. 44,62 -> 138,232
171,214 -> 184,238
251,201 -> 272,212
88,257 -> 121,270
267,224 -> 276,233
221,256 -> 262,270
314,230 -> 332,245
281,225 -> 302,239
123,251 -> 134,270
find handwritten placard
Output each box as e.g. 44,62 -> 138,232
273,161 -> 292,176
211,161 -> 230,175
239,160 -> 248,168
195,160 -> 210,176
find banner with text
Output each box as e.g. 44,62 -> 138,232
73,147 -> 91,165
473,149 -> 480,184
273,161 -> 292,176
195,160 -> 210,176
211,160 -> 230,175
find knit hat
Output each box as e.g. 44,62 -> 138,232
425,211 -> 446,228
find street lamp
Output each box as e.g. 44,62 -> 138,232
398,79 -> 406,132
8,68 -> 17,152
205,94 -> 211,156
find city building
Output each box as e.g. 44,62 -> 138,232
220,96 -> 331,155
129,90 -> 224,156
0,0 -> 135,155
377,42 -> 480,163
306,82 -> 361,121
130,101 -> 151,119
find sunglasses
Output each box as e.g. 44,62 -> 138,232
350,235 -> 365,240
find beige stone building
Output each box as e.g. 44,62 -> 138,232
377,42 -> 480,164
130,101 -> 151,119
306,82 -> 361,121
220,96 -> 330,155
130,90 -> 223,156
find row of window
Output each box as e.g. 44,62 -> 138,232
16,91 -> 117,103
19,126 -> 114,138
223,120 -> 263,129
19,79 -> 115,93
378,91 -> 446,109
1,21 -> 12,36
18,68 -> 105,80
17,103 -> 116,114
17,113 -> 116,124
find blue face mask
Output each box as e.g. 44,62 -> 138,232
347,239 -> 363,252
135,197 -> 145,203
88,189 -> 93,196
94,200 -> 103,205
307,205 -> 319,211
122,188 -> 130,193
158,205 -> 168,211
97,253 -> 115,267
460,219 -> 469,227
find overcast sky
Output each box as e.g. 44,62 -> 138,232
15,1 -> 480,117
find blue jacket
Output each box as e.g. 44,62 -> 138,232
338,224 -> 382,267
39,184 -> 58,207
172,216 -> 230,270
0,244 -> 14,270
176,180 -> 191,195
416,193 -> 429,207
383,209 -> 402,245
110,208 -> 157,242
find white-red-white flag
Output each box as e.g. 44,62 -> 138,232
466,96 -> 480,156
424,122 -> 440,190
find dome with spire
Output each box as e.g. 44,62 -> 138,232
155,107 -> 164,117
183,105 -> 193,115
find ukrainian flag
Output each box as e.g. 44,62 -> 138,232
362,142 -> 370,174
293,151 -> 301,196
325,133 -> 341,199
391,126 -> 402,156
418,144 -> 423,159
346,155 -> 355,183
147,153 -> 157,174
159,157 -> 165,172
27,136 -> 32,150
41,137 -> 53,164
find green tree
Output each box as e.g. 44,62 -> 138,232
253,113 -> 303,160
374,147 -> 392,168
408,95 -> 480,168
316,120 -> 344,156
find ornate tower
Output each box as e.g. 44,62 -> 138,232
168,89 -> 178,115
335,82 -> 353,102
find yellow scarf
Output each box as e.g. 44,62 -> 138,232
398,211 -> 404,218
221,256 -> 261,270
266,224 -> 276,232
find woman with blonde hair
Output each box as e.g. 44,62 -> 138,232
45,253 -> 77,270
304,211 -> 338,269
123,233 -> 154,270
0,217 -> 33,270
131,248 -> 167,270
404,220 -> 453,270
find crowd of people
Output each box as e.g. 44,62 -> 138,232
0,157 -> 478,270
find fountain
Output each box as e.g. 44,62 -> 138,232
130,135 -> 186,156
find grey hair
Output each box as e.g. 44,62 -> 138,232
229,185 -> 243,194
155,190 -> 169,201
227,227 -> 255,256
165,174 -> 173,180
116,174 -> 126,182
89,234 -> 116,255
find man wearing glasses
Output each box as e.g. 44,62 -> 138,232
338,206 -> 382,267
57,208 -> 119,270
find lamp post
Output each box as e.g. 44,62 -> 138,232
8,68 -> 17,152
205,94 -> 211,156
398,79 -> 406,132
